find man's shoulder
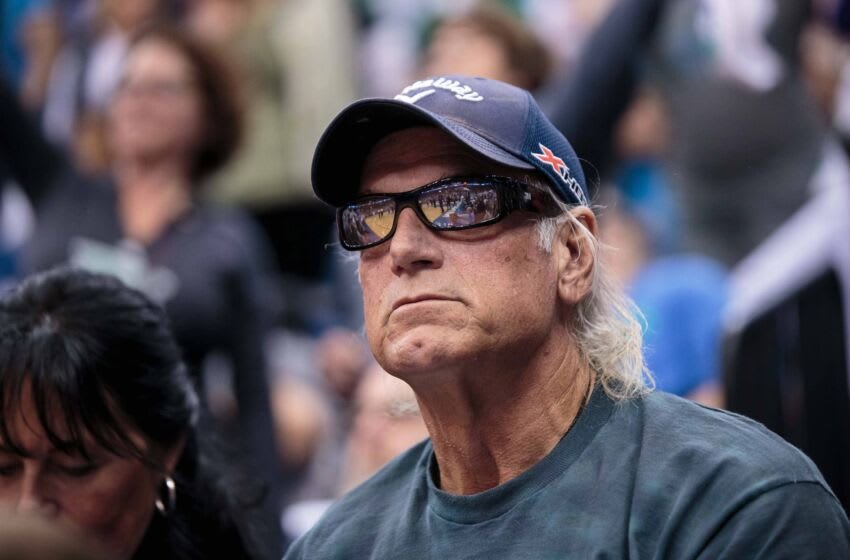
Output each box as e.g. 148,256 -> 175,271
634,391 -> 825,481
648,392 -> 816,464
612,391 -> 849,556
286,439 -> 430,557
615,390 -> 836,523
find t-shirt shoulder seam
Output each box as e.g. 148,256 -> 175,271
695,478 -> 844,555
730,479 -> 840,515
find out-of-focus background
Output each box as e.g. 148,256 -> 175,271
1,0 -> 848,548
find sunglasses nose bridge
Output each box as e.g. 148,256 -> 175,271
393,200 -> 429,233
394,192 -> 432,228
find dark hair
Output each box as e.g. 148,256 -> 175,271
0,268 -> 253,559
0,267 -> 196,460
129,24 -> 244,184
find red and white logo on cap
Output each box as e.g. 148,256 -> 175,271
532,144 -> 569,178
531,143 -> 585,204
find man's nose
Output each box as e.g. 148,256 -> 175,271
389,207 -> 443,275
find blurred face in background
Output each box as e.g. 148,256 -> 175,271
0,388 -> 173,560
186,0 -> 250,44
101,0 -> 163,32
109,38 -> 204,166
340,364 -> 427,492
0,510 -> 110,560
422,22 -> 521,87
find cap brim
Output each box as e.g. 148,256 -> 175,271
311,98 -> 533,207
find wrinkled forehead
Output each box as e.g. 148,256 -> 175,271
360,126 -> 531,196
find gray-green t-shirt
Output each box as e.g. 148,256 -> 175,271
285,387 -> 850,559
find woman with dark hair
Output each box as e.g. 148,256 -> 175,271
0,24 -> 284,556
0,267 -> 254,559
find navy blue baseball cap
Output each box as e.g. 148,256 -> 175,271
311,75 -> 588,208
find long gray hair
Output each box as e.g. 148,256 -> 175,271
533,184 -> 652,401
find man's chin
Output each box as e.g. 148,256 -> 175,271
380,327 -> 461,375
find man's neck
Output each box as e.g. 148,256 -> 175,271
113,158 -> 193,244
411,336 -> 595,496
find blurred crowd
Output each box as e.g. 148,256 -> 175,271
1,0 -> 849,557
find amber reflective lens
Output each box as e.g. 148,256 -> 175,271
340,197 -> 396,248
418,184 -> 500,229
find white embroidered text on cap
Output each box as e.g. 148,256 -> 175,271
394,77 -> 484,103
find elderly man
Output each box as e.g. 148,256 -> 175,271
285,76 -> 850,558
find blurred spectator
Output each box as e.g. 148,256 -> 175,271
41,0 -> 166,172
0,1 -> 62,110
421,4 -> 552,92
315,328 -> 372,403
723,140 -> 850,514
1,1 -> 48,88
524,0 -> 615,72
545,0 -> 846,267
281,361 -> 426,541
338,362 -> 428,494
0,25 -> 284,556
0,512 -> 109,560
355,0 -> 478,96
611,88 -> 675,249
354,0 -> 611,97
187,0 -> 357,333
187,0 -> 292,213
598,85 -> 728,405
272,375 -> 332,476
0,177 -> 35,288
599,194 -> 729,405
280,328 -> 370,503
803,19 -> 850,157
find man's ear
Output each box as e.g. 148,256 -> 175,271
555,207 -> 597,305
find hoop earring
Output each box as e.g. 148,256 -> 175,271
155,475 -> 177,516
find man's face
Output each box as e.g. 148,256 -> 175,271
357,127 -> 562,382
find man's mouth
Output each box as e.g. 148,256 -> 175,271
391,295 -> 456,312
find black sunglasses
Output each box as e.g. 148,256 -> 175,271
337,176 -> 549,250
